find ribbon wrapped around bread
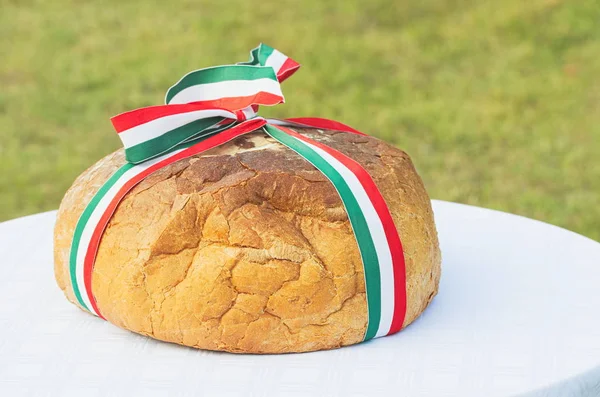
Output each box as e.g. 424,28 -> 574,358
53,44 -> 441,353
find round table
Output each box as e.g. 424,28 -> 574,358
1,200 -> 599,397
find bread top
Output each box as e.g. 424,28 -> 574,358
54,128 -> 440,353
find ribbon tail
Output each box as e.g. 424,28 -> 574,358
240,43 -> 300,82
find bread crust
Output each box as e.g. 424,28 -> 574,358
54,128 -> 441,353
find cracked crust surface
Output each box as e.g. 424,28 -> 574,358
54,128 -> 441,353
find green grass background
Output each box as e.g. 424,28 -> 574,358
1,0 -> 599,241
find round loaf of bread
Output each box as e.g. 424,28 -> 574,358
54,127 -> 441,353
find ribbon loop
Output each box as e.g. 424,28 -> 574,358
165,64 -> 283,107
111,44 -> 299,164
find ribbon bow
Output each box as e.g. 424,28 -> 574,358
111,44 -> 300,164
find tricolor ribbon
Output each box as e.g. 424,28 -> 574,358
69,44 -> 407,340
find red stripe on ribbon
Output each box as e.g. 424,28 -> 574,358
111,103 -> 230,133
83,118 -> 267,319
276,125 -> 407,334
284,117 -> 367,136
186,92 -> 284,114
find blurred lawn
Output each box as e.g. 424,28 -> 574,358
1,0 -> 599,241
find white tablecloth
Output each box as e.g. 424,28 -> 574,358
1,200 -> 599,397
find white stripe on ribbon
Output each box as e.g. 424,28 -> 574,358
264,50 -> 288,74
168,78 -> 283,105
119,109 -> 236,149
286,134 -> 396,337
74,148 -> 186,315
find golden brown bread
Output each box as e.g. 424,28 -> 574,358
54,128 -> 441,353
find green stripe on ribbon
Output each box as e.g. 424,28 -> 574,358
264,124 -> 382,341
166,65 -> 278,104
125,117 -> 225,164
